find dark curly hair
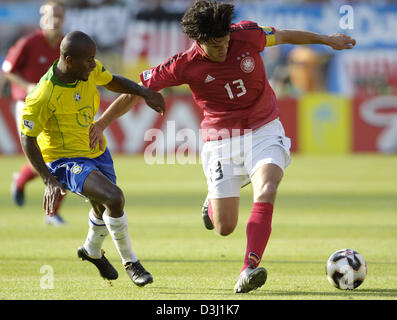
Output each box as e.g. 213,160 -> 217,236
181,0 -> 234,43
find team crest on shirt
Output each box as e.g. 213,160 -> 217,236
240,56 -> 255,73
76,106 -> 93,127
74,92 -> 81,102
72,164 -> 82,174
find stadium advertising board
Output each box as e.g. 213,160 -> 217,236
2,93 -> 397,155
234,2 -> 397,49
353,94 -> 397,153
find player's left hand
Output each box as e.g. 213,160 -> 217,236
143,90 -> 166,115
327,33 -> 356,50
89,122 -> 105,151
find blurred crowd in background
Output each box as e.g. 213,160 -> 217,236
1,0 -> 397,99
1,0 -> 397,155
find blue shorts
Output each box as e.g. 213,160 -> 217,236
47,148 -> 116,195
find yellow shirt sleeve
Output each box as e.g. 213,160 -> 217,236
21,83 -> 54,137
261,26 -> 276,47
94,59 -> 113,86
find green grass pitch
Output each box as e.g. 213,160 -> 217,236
0,154 -> 396,300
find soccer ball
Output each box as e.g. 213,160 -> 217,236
326,249 -> 367,290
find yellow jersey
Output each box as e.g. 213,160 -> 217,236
21,59 -> 113,162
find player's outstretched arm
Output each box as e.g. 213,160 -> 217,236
105,75 -> 165,115
3,71 -> 36,93
90,77 -> 166,151
20,133 -> 66,216
274,29 -> 356,50
89,93 -> 141,151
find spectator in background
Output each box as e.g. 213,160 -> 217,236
288,46 -> 324,94
268,46 -> 330,98
1,0 -> 67,226
67,0 -> 118,8
136,0 -> 186,22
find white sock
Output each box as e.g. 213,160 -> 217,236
102,211 -> 138,265
83,209 -> 109,259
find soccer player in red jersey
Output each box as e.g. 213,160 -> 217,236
89,0 -> 356,293
2,0 -> 67,226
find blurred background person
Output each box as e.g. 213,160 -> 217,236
1,0 -> 67,226
288,46 -> 324,95
267,45 -> 331,98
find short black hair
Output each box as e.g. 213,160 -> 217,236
180,0 -> 234,43
60,31 -> 96,59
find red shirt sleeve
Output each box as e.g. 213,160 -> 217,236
2,36 -> 29,73
230,21 -> 269,52
140,53 -> 186,91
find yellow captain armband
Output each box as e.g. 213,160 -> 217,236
261,26 -> 276,47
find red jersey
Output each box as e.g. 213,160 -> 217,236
140,21 -> 279,141
2,30 -> 62,101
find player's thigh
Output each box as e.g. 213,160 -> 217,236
245,119 -> 291,176
204,168 -> 243,234
208,179 -> 241,235
92,148 -> 117,185
211,197 -> 240,236
82,170 -> 124,206
201,139 -> 248,198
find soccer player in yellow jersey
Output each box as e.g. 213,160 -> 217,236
20,31 -> 165,286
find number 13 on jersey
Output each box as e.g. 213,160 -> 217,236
224,79 -> 247,100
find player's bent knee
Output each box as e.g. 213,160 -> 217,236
211,198 -> 239,236
217,226 -> 235,236
105,185 -> 125,208
215,221 -> 237,236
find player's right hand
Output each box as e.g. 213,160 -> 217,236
327,33 -> 356,50
43,179 -> 66,216
89,122 -> 105,151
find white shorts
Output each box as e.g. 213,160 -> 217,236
201,118 -> 291,199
